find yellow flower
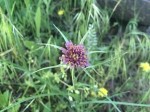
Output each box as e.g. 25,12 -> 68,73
140,62 -> 150,72
91,91 -> 97,97
98,88 -> 108,97
57,9 -> 65,16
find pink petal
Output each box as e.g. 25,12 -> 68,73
65,41 -> 73,49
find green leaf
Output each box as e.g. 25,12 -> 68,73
0,90 -> 9,108
4,0 -> 11,17
34,6 -> 41,37
24,40 -> 39,50
8,104 -> 20,112
24,0 -> 30,7
53,24 -> 68,42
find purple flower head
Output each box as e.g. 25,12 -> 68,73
60,41 -> 89,68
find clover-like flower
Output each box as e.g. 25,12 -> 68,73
60,41 -> 89,68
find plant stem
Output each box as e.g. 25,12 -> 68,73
71,68 -> 75,87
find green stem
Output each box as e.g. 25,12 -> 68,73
71,68 -> 75,87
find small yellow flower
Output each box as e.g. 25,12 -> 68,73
91,91 -> 97,97
140,62 -> 150,72
98,88 -> 108,97
57,9 -> 65,16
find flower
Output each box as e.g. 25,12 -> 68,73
57,9 -> 65,16
60,41 -> 89,68
139,62 -> 150,72
91,91 -> 97,97
98,88 -> 108,97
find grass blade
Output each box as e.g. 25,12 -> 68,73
53,24 -> 68,42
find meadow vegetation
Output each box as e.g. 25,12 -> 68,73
0,0 -> 150,112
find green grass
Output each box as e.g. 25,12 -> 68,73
0,0 -> 150,112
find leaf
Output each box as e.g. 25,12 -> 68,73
24,40 -> 39,50
24,0 -> 30,7
4,0 -> 11,17
34,6 -> 41,37
8,104 -> 20,112
0,91 -> 9,108
53,24 -> 68,42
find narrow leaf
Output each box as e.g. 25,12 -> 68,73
53,24 -> 68,42
35,6 -> 41,37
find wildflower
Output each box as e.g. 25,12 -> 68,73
91,91 -> 97,97
60,41 -> 89,68
140,62 -> 150,72
98,88 -> 108,97
57,9 -> 65,16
